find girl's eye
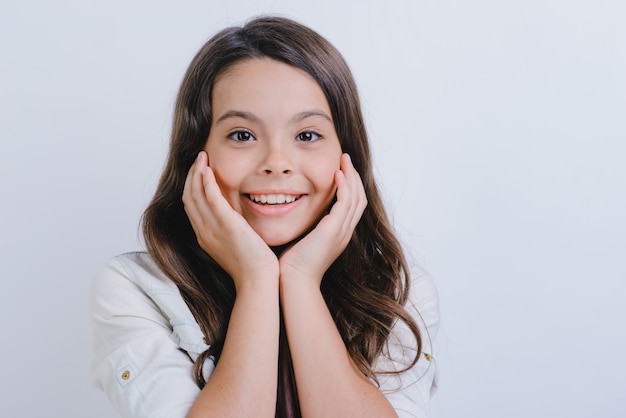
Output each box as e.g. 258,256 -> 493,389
296,131 -> 321,142
228,130 -> 255,142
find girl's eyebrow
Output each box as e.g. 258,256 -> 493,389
215,110 -> 259,125
290,110 -> 333,124
214,109 -> 332,126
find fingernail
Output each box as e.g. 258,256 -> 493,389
196,151 -> 203,161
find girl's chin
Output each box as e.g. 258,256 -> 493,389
265,236 -> 298,251
260,231 -> 308,254
255,220 -> 320,252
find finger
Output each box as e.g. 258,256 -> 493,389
201,165 -> 234,217
182,151 -> 203,204
336,155 -> 357,212
318,172 -> 357,246
336,154 -> 366,224
183,152 -> 231,241
326,170 -> 351,224
182,152 -> 210,227
340,153 -> 367,209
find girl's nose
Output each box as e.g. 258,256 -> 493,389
260,143 -> 293,175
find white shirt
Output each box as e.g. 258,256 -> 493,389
90,252 -> 439,417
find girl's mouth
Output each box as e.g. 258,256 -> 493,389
247,193 -> 301,205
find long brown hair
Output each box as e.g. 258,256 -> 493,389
142,16 -> 421,417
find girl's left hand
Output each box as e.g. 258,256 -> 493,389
279,153 -> 367,285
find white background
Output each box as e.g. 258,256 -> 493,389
1,1 -> 625,417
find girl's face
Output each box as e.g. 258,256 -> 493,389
204,58 -> 342,247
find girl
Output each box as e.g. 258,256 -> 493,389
91,16 -> 439,418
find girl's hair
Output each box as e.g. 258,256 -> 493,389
142,16 -> 421,417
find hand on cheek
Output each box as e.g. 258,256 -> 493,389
279,153 -> 367,285
182,152 -> 279,288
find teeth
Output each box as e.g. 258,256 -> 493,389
249,194 -> 298,205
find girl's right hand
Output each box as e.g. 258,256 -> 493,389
182,151 -> 279,288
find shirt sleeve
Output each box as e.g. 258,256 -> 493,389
376,268 -> 440,418
90,257 -> 203,418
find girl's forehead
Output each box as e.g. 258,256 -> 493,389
215,58 -> 320,91
211,58 -> 332,122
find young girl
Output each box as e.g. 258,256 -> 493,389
91,16 -> 439,418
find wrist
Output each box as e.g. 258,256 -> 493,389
279,273 -> 322,298
234,271 -> 280,295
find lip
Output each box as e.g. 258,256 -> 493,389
243,190 -> 305,217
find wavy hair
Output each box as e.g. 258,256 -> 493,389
142,16 -> 422,417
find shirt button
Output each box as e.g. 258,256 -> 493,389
121,370 -> 131,380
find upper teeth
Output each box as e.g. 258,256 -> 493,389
250,194 -> 298,204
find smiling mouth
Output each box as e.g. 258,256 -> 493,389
247,193 -> 301,205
